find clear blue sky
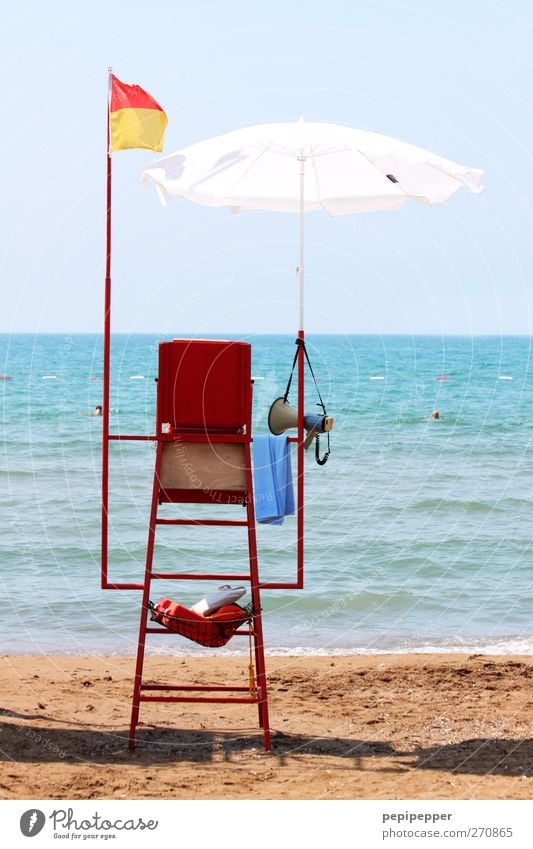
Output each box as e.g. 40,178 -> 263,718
2,0 -> 532,335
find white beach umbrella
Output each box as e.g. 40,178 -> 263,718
141,118 -> 484,330
140,118 -> 483,585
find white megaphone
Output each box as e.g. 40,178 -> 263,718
268,397 -> 334,450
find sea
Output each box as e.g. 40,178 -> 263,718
1,333 -> 532,657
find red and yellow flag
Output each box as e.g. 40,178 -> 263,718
109,74 -> 167,153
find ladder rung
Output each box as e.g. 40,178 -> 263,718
139,695 -> 258,704
151,572 -> 252,581
141,683 -> 251,692
108,434 -> 157,441
145,627 -> 251,635
156,518 -> 248,526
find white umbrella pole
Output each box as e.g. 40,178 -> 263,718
296,154 -> 305,586
298,155 -> 305,330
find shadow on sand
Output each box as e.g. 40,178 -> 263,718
1,713 -> 530,778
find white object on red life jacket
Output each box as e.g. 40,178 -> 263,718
190,585 -> 246,616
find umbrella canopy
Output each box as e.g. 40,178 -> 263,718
141,118 -> 483,329
141,118 -> 483,214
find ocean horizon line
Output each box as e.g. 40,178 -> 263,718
2,331 -> 533,339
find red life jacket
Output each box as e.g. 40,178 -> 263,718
149,598 -> 250,647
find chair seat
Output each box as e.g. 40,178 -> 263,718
158,441 -> 247,503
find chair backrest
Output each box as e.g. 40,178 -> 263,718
157,339 -> 252,433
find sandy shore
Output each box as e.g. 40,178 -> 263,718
0,653 -> 531,800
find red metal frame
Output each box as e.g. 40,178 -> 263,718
101,67 -> 307,593
128,356 -> 271,751
101,348 -> 307,590
100,84 -> 112,591
258,330 -> 305,590
297,329 -> 305,588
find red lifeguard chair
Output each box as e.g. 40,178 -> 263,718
127,339 -> 271,750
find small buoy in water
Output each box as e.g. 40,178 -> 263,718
130,375 -> 145,380
498,375 -> 513,380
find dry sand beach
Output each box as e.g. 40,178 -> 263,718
0,653 -> 531,800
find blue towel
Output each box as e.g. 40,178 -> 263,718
253,435 -> 295,525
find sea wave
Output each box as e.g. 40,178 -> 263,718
147,635 -> 533,658
3,635 -> 530,658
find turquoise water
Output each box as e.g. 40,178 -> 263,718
1,333 -> 532,656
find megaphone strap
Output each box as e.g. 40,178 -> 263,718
284,338 -> 327,414
281,338 -> 331,466
300,341 -> 327,416
282,340 -> 301,403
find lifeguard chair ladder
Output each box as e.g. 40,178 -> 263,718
128,339 -> 270,751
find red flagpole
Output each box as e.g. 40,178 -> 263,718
101,68 -> 112,588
